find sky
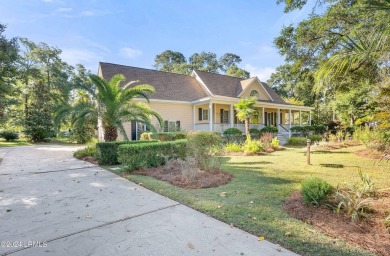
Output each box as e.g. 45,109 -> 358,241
0,0 -> 316,81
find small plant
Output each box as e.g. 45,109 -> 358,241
260,132 -> 273,150
242,136 -> 263,154
301,177 -> 333,206
187,131 -> 222,170
175,157 -> 200,182
0,131 -> 19,141
140,132 -> 154,141
287,136 -> 307,145
223,128 -> 242,142
334,188 -> 372,222
225,142 -> 241,152
357,170 -> 377,197
74,146 -> 97,159
385,214 -> 390,230
271,137 -> 279,149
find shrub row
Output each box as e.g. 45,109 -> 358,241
287,135 -> 322,145
140,132 -> 187,141
96,140 -> 158,165
290,125 -> 326,135
118,139 -> 187,171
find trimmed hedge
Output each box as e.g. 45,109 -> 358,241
118,139 -> 187,171
96,140 -> 158,165
260,126 -> 278,134
157,132 -> 187,141
290,125 -> 326,136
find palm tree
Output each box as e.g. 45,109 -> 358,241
234,97 -> 258,136
56,74 -> 162,141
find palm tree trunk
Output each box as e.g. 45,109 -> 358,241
104,125 -> 118,141
245,118 -> 250,136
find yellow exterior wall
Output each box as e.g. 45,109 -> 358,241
214,104 -> 230,124
195,104 -> 209,124
240,80 -> 271,101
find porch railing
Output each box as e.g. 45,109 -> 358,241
194,123 -> 265,133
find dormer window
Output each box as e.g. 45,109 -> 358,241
250,89 -> 260,99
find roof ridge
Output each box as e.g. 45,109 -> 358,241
194,69 -> 243,80
99,62 -> 193,78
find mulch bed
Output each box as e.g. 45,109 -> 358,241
133,163 -> 232,189
354,149 -> 387,160
284,191 -> 390,256
312,141 -> 360,151
81,156 -> 98,165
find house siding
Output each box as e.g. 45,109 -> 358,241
241,80 -> 271,101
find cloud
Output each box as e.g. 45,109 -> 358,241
120,47 -> 143,59
244,64 -> 276,81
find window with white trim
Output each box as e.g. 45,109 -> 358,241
198,108 -> 209,121
163,120 -> 181,132
250,89 -> 260,99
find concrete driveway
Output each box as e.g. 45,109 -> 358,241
0,144 -> 298,256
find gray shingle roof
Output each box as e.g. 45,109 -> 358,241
98,62 -> 289,105
99,62 -> 207,101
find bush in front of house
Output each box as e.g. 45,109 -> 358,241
242,136 -> 263,154
118,140 -> 187,171
0,131 -> 19,141
96,140 -> 158,165
249,128 -> 261,139
187,131 -> 222,170
260,126 -> 278,134
301,177 -> 333,206
157,132 -> 187,141
223,128 -> 242,143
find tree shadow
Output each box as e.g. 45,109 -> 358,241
228,161 -> 273,165
320,163 -> 344,168
312,150 -> 349,154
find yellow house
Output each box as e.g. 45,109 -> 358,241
97,62 -> 313,141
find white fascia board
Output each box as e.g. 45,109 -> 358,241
191,70 -> 213,96
135,98 -> 192,105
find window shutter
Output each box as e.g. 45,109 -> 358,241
198,108 -> 202,121
220,109 -> 223,123
176,121 -> 180,131
163,121 -> 168,132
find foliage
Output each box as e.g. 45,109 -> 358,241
301,177 -> 333,206
74,146 -> 96,159
153,50 -> 250,76
69,124 -> 95,144
0,131 -> 19,141
157,132 -> 187,141
186,131 -> 222,171
225,142 -> 242,153
260,132 -> 274,150
117,140 -> 187,171
287,136 -> 308,145
353,127 -> 388,151
234,97 -> 258,136
271,137 -> 280,149
260,126 -> 278,134
290,125 -> 326,136
242,136 -> 263,155
223,127 -> 242,142
385,214 -> 390,229
95,140 -> 158,165
140,132 -> 154,141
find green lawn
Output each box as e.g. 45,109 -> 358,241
112,145 -> 389,256
0,139 -> 32,147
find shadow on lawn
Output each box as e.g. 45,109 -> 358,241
227,161 -> 273,165
311,150 -> 350,154
319,163 -> 345,168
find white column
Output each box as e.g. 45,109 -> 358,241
299,110 -> 302,126
309,111 -> 312,126
209,102 -> 213,131
192,105 -> 196,130
262,107 -> 265,125
289,109 -> 292,129
230,104 -> 234,128
277,108 -> 280,132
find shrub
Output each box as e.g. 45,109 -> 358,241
334,189 -> 372,222
157,132 -> 187,141
74,146 -> 96,159
187,131 -> 222,170
309,135 -> 322,142
242,136 -> 263,154
260,132 -> 274,150
140,132 -> 154,141
301,177 -> 333,205
287,136 -> 307,145
96,140 -> 158,165
118,140 -> 187,171
0,131 -> 19,141
260,126 -> 278,134
223,128 -> 242,142
271,137 -> 279,149
353,127 -> 388,151
225,142 -> 241,152
249,128 -> 261,139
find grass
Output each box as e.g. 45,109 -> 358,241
0,139 -> 32,147
109,145 -> 390,256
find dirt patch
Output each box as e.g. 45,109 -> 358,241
284,191 -> 390,256
354,149 -> 387,160
313,140 -> 360,151
133,163 -> 232,189
81,156 -> 98,165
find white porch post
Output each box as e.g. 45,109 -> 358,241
192,105 -> 196,130
230,104 -> 234,128
262,107 -> 265,125
289,109 -> 292,129
299,110 -> 302,126
277,108 -> 280,131
209,102 -> 213,131
309,111 -> 312,126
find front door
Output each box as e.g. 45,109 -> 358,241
265,112 -> 277,126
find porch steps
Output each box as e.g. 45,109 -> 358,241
276,132 -> 289,145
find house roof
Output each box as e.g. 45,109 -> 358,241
99,62 -> 207,101
98,62 -> 290,106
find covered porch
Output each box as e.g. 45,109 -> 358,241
193,101 -> 312,134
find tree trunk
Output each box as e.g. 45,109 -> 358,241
104,126 -> 118,141
245,118 -> 250,137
